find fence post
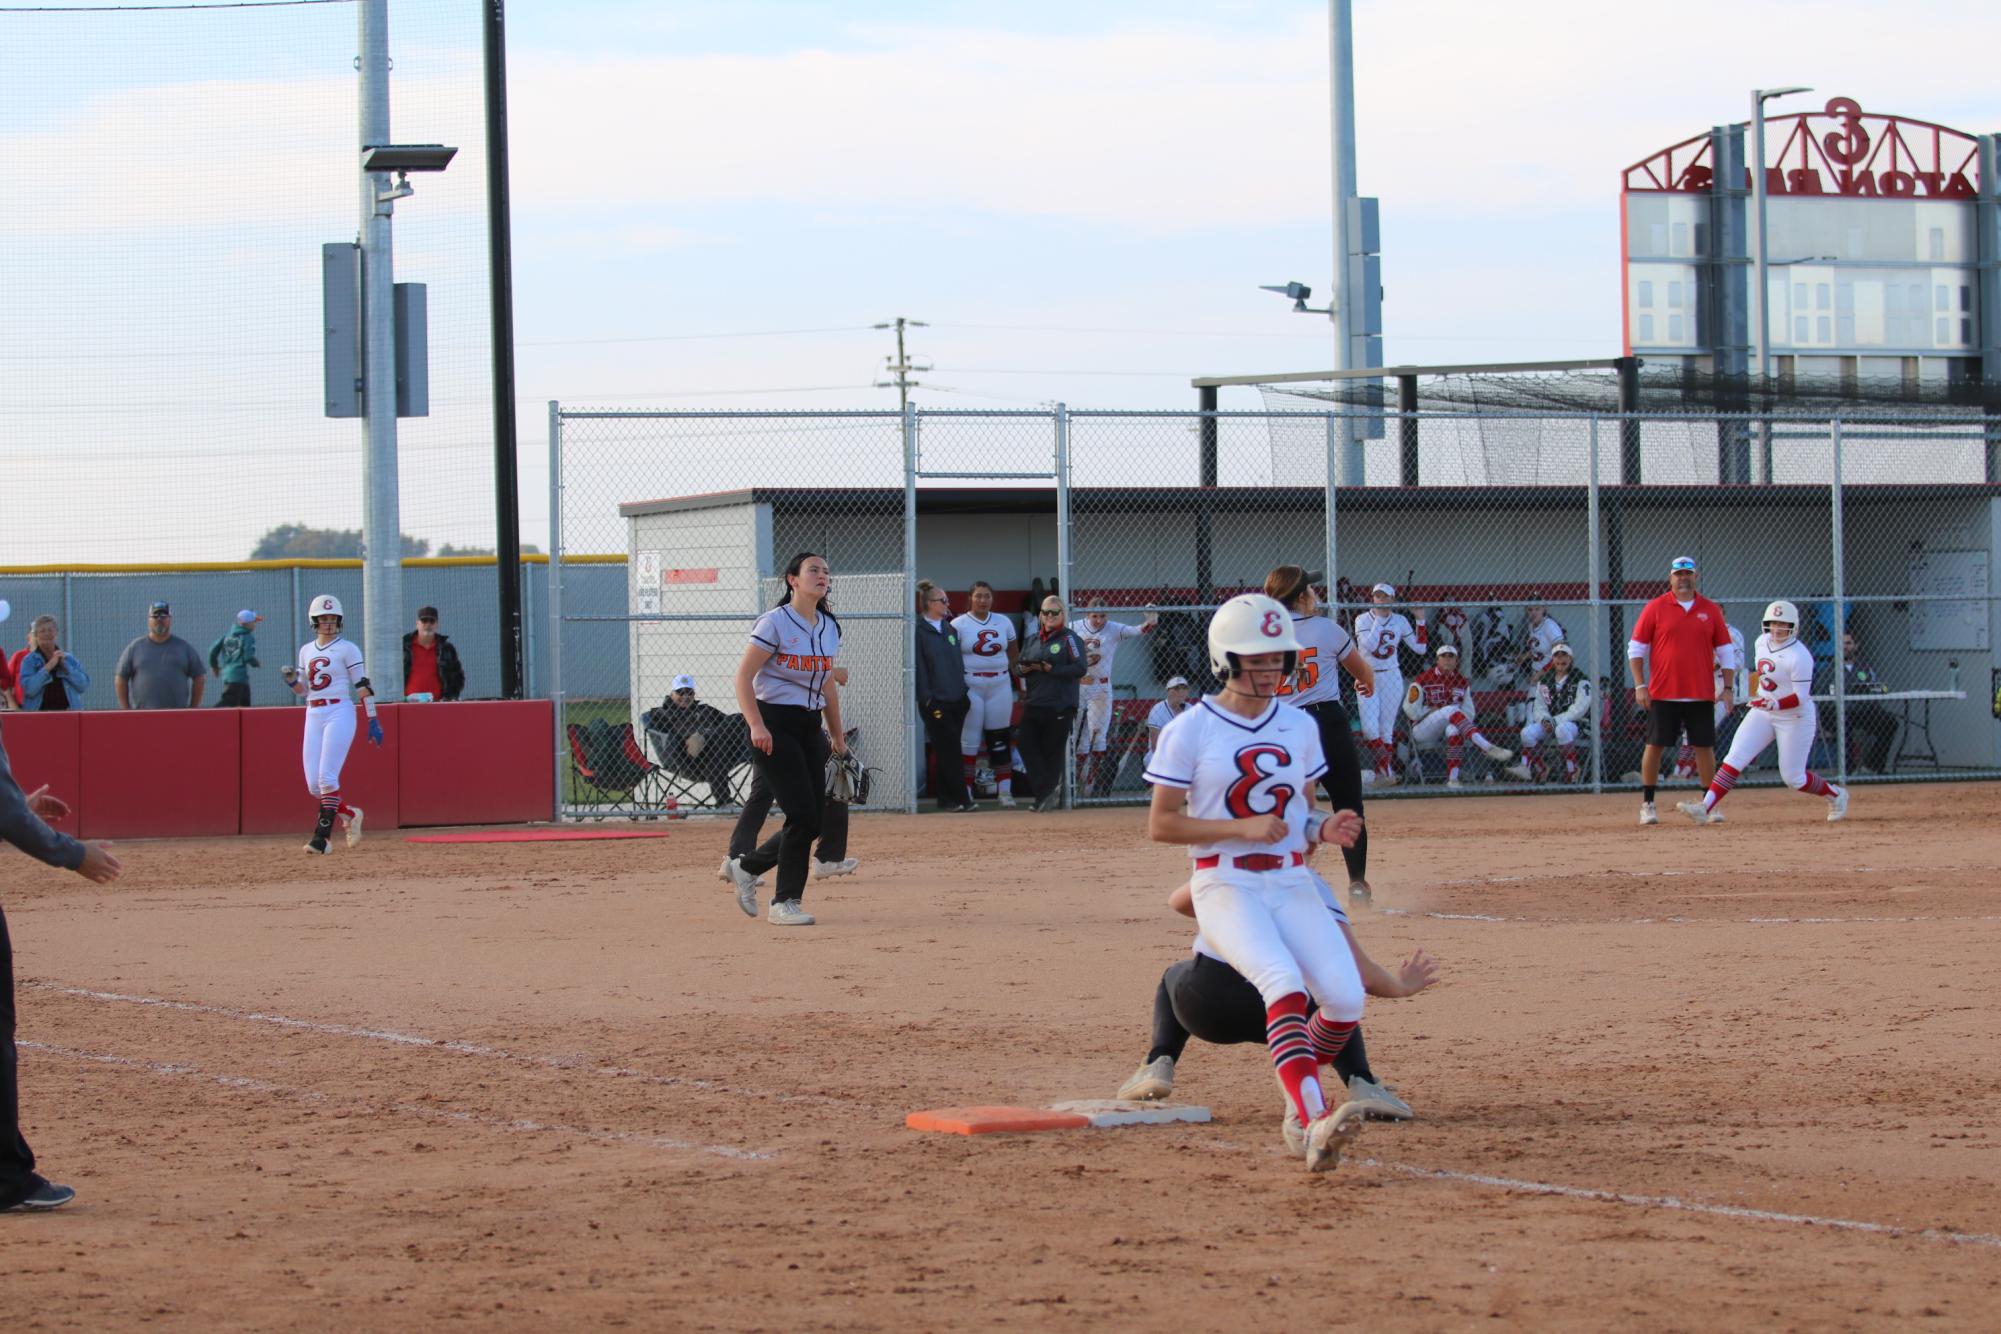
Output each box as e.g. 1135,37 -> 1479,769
521,558 -> 536,699
1055,403 -> 1073,810
904,402 -> 919,815
60,573 -> 72,665
289,565 -> 301,670
1831,416 -> 1847,785
547,400 -> 565,818
1323,414 -> 1339,605
1588,415 -> 1604,795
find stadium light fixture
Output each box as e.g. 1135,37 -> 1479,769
1260,282 -> 1331,315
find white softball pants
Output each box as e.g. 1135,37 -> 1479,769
959,674 -> 1014,752
302,703 -> 356,797
1075,687 -> 1113,753
1356,675 -> 1402,744
1408,706 -> 1469,747
1190,865 -> 1365,1020
1721,702 -> 1817,788
1520,717 -> 1580,748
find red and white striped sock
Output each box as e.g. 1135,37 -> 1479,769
962,754 -> 979,785
1701,763 -> 1740,812
1562,748 -> 1579,780
1306,1011 -> 1356,1069
1446,739 -> 1464,775
1266,995 -> 1327,1125
1798,770 -> 1835,797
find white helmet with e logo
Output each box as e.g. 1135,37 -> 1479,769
1208,593 -> 1300,680
308,594 -> 344,623
1762,600 -> 1799,642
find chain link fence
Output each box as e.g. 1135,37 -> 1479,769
547,405 -> 2001,819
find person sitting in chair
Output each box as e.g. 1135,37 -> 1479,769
644,674 -> 750,805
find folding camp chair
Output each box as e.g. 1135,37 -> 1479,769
568,721 -> 639,819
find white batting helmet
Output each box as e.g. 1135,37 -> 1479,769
308,593 -> 344,622
1208,594 -> 1300,680
1762,600 -> 1800,627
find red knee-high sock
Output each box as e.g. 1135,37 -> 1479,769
1306,1011 -> 1356,1071
1701,762 -> 1740,811
1445,734 -> 1464,780
1562,747 -> 1579,780
962,754 -> 979,783
1369,739 -> 1391,772
1266,995 -> 1326,1124
1797,769 -> 1834,797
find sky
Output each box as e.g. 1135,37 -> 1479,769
1,0 -> 1997,562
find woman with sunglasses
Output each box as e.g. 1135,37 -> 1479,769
1013,596 -> 1088,812
724,553 -> 847,925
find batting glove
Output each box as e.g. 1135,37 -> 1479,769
367,718 -> 385,747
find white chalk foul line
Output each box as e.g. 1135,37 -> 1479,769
1358,1158 -> 2001,1251
26,982 -> 881,1114
1375,909 -> 2001,926
19,1041 -> 771,1162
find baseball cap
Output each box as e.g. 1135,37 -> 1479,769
149,601 -> 170,615
1165,675 -> 1190,689
1669,556 -> 1697,572
1371,582 -> 1397,598
416,605 -> 440,622
1436,643 -> 1460,656
671,673 -> 696,692
1551,642 -> 1573,655
237,609 -> 260,625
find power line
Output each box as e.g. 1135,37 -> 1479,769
0,0 -> 351,11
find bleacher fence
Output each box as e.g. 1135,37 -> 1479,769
548,405 -> 2000,818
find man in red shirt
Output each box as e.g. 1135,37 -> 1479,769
401,606 -> 466,701
1627,556 -> 1737,825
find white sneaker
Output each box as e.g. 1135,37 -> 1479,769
716,856 -> 732,884
1639,801 -> 1659,826
1503,763 -> 1532,781
1480,741 -> 1514,763
1707,806 -> 1725,823
768,899 -> 816,926
1116,1055 -> 1176,1101
1827,786 -> 1849,822
1281,1107 -> 1308,1159
343,806 -> 364,848
1347,878 -> 1372,904
997,792 -> 1017,809
1346,1074 -> 1414,1121
1446,777 -> 1463,790
1305,1102 -> 1366,1172
812,857 -> 860,879
726,857 -> 762,917
1358,769 -> 1376,788
1377,770 -> 1400,789
1674,800 -> 1710,825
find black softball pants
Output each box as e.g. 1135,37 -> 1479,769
1018,706 -> 1075,806
0,901 -> 43,1209
729,774 -> 849,865
1306,700 -> 1368,883
921,698 -> 971,809
730,703 -> 830,904
1145,954 -> 1375,1085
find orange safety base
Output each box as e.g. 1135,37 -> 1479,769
905,1106 -> 1094,1136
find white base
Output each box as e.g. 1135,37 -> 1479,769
1049,1099 -> 1213,1128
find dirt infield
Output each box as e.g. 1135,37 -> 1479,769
6,783 -> 2000,1330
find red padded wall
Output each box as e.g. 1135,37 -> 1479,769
78,709 -> 240,839
0,712 -> 83,835
396,699 -> 553,826
239,704 -> 402,836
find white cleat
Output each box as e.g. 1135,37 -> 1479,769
726,857 -> 762,917
1503,762 -> 1533,781
1827,786 -> 1849,822
1346,1074 -> 1414,1121
1639,801 -> 1659,826
1305,1101 -> 1367,1173
768,899 -> 816,926
1376,770 -> 1400,789
1675,800 -> 1711,825
996,793 -> 1017,809
1445,777 -> 1463,790
1116,1055 -> 1176,1102
812,858 -> 860,879
1281,1107 -> 1308,1159
1480,742 -> 1514,763
343,806 -> 364,848
1707,806 -> 1725,823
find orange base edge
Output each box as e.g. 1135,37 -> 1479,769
905,1105 -> 1095,1136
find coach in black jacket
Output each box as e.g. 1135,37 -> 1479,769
1015,595 -> 1088,812
913,581 -> 973,811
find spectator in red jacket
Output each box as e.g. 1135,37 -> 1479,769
1627,556 -> 1738,826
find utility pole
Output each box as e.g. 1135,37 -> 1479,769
872,316 -> 930,413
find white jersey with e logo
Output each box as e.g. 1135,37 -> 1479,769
1750,632 -> 1816,714
950,611 -> 1015,673
1353,609 -> 1420,677
296,636 -> 365,705
1144,698 -> 1327,861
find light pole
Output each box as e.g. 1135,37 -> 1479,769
1750,86 -> 1813,388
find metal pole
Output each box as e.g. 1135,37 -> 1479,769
1196,386 -> 1217,605
547,401 -> 565,818
1054,403 -> 1073,810
482,0 -> 524,698
1323,413 -> 1338,608
358,0 -> 403,700
1831,416 -> 1847,784
1615,355 -> 1642,483
1396,373 -> 1418,486
1327,0 -> 1365,485
60,573 -> 72,671
1588,416 -> 1604,794
290,565 -> 301,687
903,402 -> 919,815
1751,91 -> 1770,396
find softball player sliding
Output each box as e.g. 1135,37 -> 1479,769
283,594 -> 381,854
1145,593 -> 1369,1172
1351,583 -> 1426,784
1677,600 -> 1848,824
951,582 -> 1019,806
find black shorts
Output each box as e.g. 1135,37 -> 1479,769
1646,698 -> 1716,748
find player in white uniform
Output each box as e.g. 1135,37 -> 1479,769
281,594 -> 380,855
950,581 -> 1019,806
1505,642 -> 1593,783
1401,644 -> 1514,787
1675,622 -> 1748,785
1143,675 -> 1192,766
1145,593 -> 1369,1172
1677,601 -> 1849,824
1351,582 -> 1426,784
1517,598 -> 1566,678
1074,604 -> 1156,793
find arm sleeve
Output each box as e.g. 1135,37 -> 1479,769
1143,714 -> 1193,788
1409,616 -> 1428,652
0,747 -> 85,871
1630,602 -> 1656,649
1300,720 -> 1328,784
115,642 -> 136,681
209,638 -> 225,672
18,653 -> 49,692
345,645 -> 366,685
913,627 -> 933,702
1561,680 -> 1594,723
1047,633 -> 1087,680
748,610 -> 780,651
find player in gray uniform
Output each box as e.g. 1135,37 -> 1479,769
723,552 -> 846,927
1266,565 -> 1380,900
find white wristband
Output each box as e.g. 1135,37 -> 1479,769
364,699 -> 378,719
1303,810 -> 1330,845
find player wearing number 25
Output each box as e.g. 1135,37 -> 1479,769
1627,556 -> 1739,825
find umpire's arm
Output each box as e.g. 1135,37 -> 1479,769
0,742 -> 84,872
